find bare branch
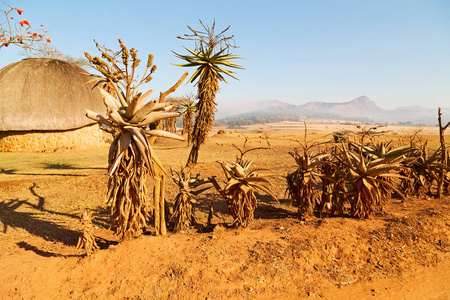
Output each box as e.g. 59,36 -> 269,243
177,19 -> 238,53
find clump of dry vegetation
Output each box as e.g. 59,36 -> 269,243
285,124 -> 334,219
319,155 -> 347,216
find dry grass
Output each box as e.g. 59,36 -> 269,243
0,148 -> 108,181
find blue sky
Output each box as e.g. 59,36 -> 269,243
1,0 -> 449,109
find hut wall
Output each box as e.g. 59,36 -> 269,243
0,124 -> 109,152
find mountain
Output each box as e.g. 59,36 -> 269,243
216,96 -> 448,125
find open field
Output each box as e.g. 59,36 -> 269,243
237,120 -> 441,135
0,123 -> 449,299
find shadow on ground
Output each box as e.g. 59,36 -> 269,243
0,198 -> 80,246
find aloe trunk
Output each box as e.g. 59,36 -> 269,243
187,70 -> 219,165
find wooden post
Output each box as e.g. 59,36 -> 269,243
153,173 -> 167,235
437,107 -> 450,199
159,174 -> 167,235
153,177 -> 161,234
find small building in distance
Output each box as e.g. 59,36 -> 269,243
0,58 -> 108,152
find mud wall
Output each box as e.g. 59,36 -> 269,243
0,124 -> 109,152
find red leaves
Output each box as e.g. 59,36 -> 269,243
46,38 -> 51,43
16,8 -> 23,15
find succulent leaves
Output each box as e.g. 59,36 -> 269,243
173,45 -> 243,83
86,88 -> 181,130
350,141 -> 415,161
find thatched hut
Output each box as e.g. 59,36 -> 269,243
0,58 -> 107,152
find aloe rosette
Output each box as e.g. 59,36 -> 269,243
336,144 -> 407,218
211,159 -> 277,228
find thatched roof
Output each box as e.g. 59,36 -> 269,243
0,58 -> 104,131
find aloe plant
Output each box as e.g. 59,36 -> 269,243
170,167 -> 211,232
76,211 -> 99,257
319,156 -> 348,217
174,20 -> 243,166
399,144 -> 448,198
335,144 -> 407,218
211,159 -> 277,228
286,149 -> 331,219
350,140 -> 415,201
179,94 -> 197,144
84,40 -> 187,239
210,137 -> 276,228
350,140 -> 414,160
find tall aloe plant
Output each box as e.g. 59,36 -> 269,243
84,40 -> 187,239
173,20 -> 243,166
179,94 -> 197,144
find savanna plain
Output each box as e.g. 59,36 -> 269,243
0,121 -> 449,300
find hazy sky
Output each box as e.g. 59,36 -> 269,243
1,0 -> 449,109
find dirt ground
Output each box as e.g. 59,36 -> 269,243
0,123 -> 449,299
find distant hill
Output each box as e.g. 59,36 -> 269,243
216,96 -> 449,126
